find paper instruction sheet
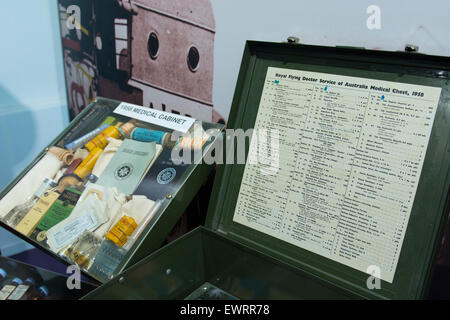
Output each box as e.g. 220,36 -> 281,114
233,67 -> 442,283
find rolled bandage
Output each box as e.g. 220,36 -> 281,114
92,138 -> 123,177
49,147 -> 75,166
73,148 -> 90,161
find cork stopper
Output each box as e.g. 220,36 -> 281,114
49,147 -> 75,166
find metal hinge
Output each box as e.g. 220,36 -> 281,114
404,44 -> 419,53
286,36 -> 300,44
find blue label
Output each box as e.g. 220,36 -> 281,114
131,128 -> 166,144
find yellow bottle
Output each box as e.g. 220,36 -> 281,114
105,216 -> 138,247
85,126 -> 121,152
85,121 -> 136,152
74,147 -> 103,180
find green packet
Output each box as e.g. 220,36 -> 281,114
30,187 -> 82,246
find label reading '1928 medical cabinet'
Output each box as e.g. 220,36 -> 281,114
233,67 -> 442,283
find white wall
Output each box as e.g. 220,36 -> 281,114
211,0 -> 450,119
0,0 -> 69,255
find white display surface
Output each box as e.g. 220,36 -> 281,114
233,67 -> 442,283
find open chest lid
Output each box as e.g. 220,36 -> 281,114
206,40 -> 450,299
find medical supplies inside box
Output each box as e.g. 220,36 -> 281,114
0,99 -> 215,281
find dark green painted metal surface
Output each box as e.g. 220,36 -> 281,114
0,97 -> 224,284
207,41 -> 450,299
84,41 -> 450,300
83,227 -> 356,300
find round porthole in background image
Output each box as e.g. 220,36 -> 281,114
148,32 -> 159,60
187,46 -> 200,72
